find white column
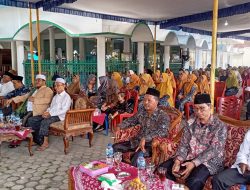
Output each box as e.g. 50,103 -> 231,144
66,35 -> 73,61
123,37 -> 130,53
16,41 -> 25,80
195,49 -> 202,69
207,51 -> 211,68
40,35 -> 44,60
11,41 -> 17,70
49,27 -> 55,61
79,38 -> 85,61
97,36 -> 106,86
164,46 -> 170,71
137,42 -> 144,74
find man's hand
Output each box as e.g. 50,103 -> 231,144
28,96 -> 35,102
135,138 -> 146,153
101,106 -> 107,111
239,163 -> 248,175
180,161 -> 195,180
114,127 -> 121,140
42,112 -> 51,118
6,99 -> 12,105
178,95 -> 183,100
172,159 -> 181,178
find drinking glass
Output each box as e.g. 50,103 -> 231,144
146,162 -> 155,183
157,167 -> 167,183
6,116 -> 11,123
114,152 -> 122,171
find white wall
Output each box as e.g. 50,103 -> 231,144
230,53 -> 244,67
242,47 -> 250,67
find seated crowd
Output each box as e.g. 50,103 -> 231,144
0,65 -> 249,190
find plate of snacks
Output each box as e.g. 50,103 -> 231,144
123,177 -> 148,190
79,161 -> 109,177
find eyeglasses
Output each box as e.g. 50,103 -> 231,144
193,106 -> 208,113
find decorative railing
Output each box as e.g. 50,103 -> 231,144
23,60 -> 138,87
105,60 -> 138,74
169,62 -> 182,76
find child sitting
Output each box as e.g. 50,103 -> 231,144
109,92 -> 134,119
94,92 -> 134,132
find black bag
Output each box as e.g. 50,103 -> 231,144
2,106 -> 12,116
225,87 -> 239,97
247,101 -> 250,113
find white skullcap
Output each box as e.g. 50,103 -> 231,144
129,70 -> 134,75
55,78 -> 66,84
36,74 -> 46,80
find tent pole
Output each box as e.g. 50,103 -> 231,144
210,0 -> 218,113
29,4 -> 35,86
36,8 -> 41,74
153,24 -> 157,73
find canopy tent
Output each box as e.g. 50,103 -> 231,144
1,0 -> 250,40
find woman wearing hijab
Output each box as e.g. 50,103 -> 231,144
97,76 -> 119,110
97,76 -> 109,106
176,74 -> 198,112
139,73 -> 155,96
82,74 -> 97,98
242,69 -> 249,82
166,68 -> 177,89
126,73 -> 140,90
95,76 -> 119,131
225,70 -> 240,97
176,69 -> 188,93
196,74 -> 210,94
111,72 -> 123,89
152,70 -> 161,86
155,72 -> 174,107
67,75 -> 81,96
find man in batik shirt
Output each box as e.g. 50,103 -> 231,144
3,75 -> 30,148
113,88 -> 170,166
159,93 -> 227,190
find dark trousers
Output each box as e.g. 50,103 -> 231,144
159,158 -> 210,190
112,141 -> 152,167
22,111 -> 33,127
27,115 -> 60,145
212,168 -> 250,190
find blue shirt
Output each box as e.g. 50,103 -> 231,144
4,85 -> 30,100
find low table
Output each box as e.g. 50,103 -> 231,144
0,127 -> 33,156
69,161 -> 167,190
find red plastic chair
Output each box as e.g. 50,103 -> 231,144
173,87 -> 177,107
111,90 -> 139,132
184,102 -> 194,120
217,96 -> 243,120
214,82 -> 226,107
244,79 -> 250,102
240,80 -> 246,102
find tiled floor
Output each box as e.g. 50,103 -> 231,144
0,132 -> 112,190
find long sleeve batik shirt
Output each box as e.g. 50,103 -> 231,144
4,85 -> 30,100
118,107 -> 170,148
175,115 -> 227,175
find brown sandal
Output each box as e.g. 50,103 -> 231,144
25,143 -> 38,147
36,145 -> 49,151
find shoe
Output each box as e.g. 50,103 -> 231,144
96,126 -> 104,132
95,124 -> 103,130
8,144 -> 20,148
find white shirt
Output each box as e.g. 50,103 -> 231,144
27,90 -> 37,112
0,81 -> 15,96
232,130 -> 250,174
47,91 -> 71,121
